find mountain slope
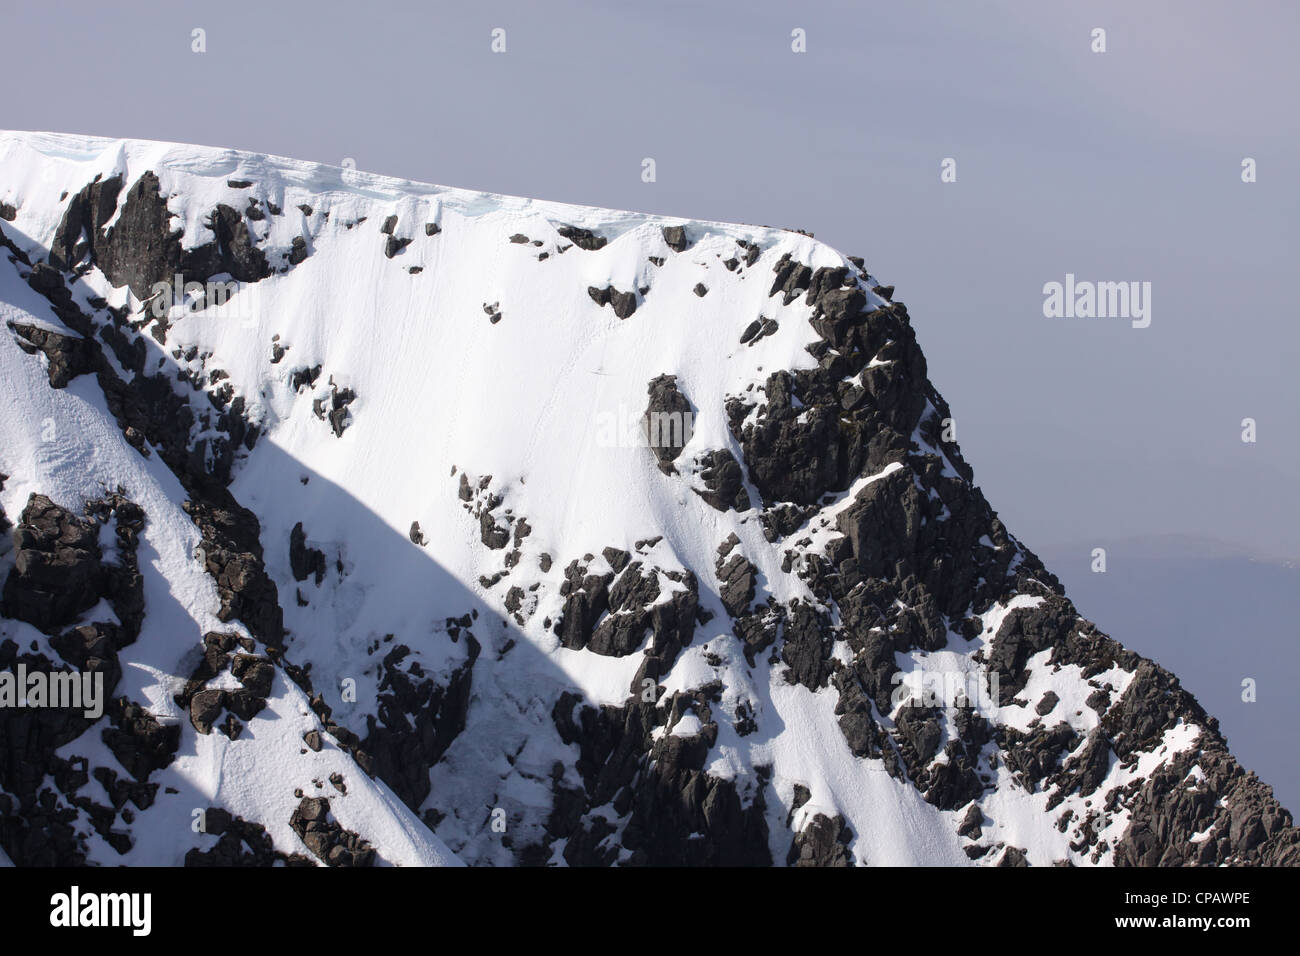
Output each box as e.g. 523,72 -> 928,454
0,130 -> 1294,866
1043,538 -> 1300,817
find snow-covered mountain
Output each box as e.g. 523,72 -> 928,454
0,130 -> 1294,867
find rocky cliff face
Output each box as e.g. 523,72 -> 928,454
0,131 -> 1294,866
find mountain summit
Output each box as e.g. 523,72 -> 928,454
0,131 -> 1293,866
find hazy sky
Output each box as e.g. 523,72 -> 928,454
5,0 -> 1298,560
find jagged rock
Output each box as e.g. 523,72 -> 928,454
556,225 -> 606,251
780,602 -> 832,690
289,796 -> 376,866
788,812 -> 853,866
896,705 -> 943,767
831,673 -> 883,759
692,449 -> 750,512
189,689 -> 226,735
661,225 -> 688,252
643,374 -> 692,474
360,638 -> 479,810
716,550 -> 757,618
311,379 -> 356,436
479,510 -> 509,550
185,811 -> 294,866
769,252 -> 813,305
587,284 -> 637,318
184,496 -> 284,647
734,371 -> 842,506
288,521 -> 327,584
551,692 -> 769,866
987,597 -> 1077,701
48,174 -> 124,274
589,563 -> 658,656
1060,729 -> 1112,797
54,172 -> 271,296
289,364 -> 321,391
7,322 -> 97,388
1001,722 -> 1078,791
998,846 -> 1029,867
1,495 -> 103,632
957,803 -> 984,839
556,561 -> 614,651
1114,739 -> 1300,866
601,546 -> 629,573
101,698 -> 179,783
231,654 -> 275,698
741,317 -> 778,346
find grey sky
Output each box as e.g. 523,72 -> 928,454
4,0 -> 1298,561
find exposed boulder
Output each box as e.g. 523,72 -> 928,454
7,322 -> 97,388
556,225 -> 606,251
661,225 -> 689,252
289,797 -> 376,866
288,521 -> 327,585
788,812 -> 853,867
1,495 -> 103,632
643,374 -> 693,474
587,284 -> 637,318
692,449 -> 750,512
716,544 -> 757,618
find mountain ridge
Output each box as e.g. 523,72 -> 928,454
0,130 -> 1294,867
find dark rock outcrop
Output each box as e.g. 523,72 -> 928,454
661,225 -> 688,252
7,322 -> 97,388
288,522 -> 327,585
788,812 -> 853,867
692,449 -> 750,512
587,284 -> 637,319
557,225 -> 607,251
643,374 -> 693,474
289,797 -> 376,866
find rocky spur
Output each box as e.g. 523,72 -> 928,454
0,664 -> 104,719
